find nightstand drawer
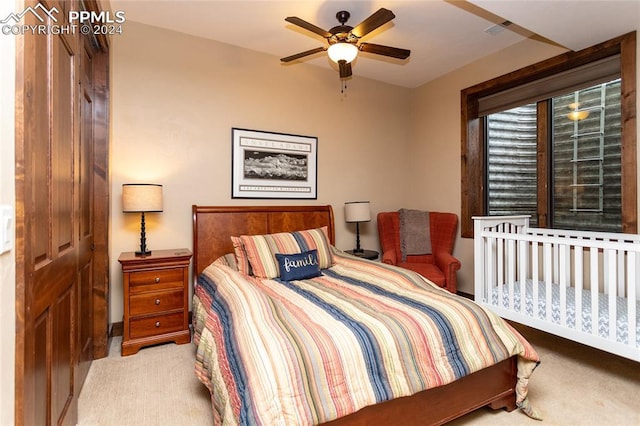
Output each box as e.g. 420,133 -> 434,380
130,289 -> 184,316
129,312 -> 184,339
129,268 -> 184,294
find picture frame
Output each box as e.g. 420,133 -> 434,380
231,128 -> 318,199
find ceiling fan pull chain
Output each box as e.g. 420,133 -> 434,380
341,80 -> 347,94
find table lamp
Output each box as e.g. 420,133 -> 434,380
122,183 -> 163,256
345,201 -> 371,254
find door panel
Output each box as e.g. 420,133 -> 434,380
33,312 -> 48,426
31,16 -> 51,266
77,35 -> 95,387
52,287 -> 73,424
52,31 -> 75,254
15,0 -> 110,423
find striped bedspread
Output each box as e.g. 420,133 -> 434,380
193,250 -> 539,425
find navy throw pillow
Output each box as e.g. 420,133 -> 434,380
275,250 -> 322,282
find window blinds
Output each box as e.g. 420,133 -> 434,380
478,54 -> 621,116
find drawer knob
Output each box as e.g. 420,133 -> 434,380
155,277 -> 160,283
155,321 -> 160,327
155,298 -> 161,305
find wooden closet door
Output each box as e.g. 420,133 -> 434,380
77,32 -> 95,391
14,1 -> 108,424
23,2 -> 78,423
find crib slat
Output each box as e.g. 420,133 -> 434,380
617,246 -> 625,298
486,237 -> 495,306
559,245 -> 568,327
553,243 -> 559,285
575,246 -> 583,333
544,242 -> 552,322
636,250 -> 640,304
606,249 -> 617,341
590,247 -> 599,337
497,235 -> 504,292
627,252 -> 637,348
507,238 -> 515,311
532,241 -> 539,320
474,218 -> 486,305
518,239 -> 527,315
603,246 -> 610,297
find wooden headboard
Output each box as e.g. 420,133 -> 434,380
192,205 -> 335,280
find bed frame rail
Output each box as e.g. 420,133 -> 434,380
473,215 -> 640,361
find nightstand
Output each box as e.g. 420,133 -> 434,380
345,249 -> 379,260
119,248 -> 192,356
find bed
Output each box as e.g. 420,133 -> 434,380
474,215 -> 640,362
191,205 -> 540,425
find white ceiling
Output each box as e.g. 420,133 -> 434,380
109,0 -> 639,88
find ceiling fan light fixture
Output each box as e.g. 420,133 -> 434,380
328,42 -> 358,64
567,102 -> 589,121
568,110 -> 589,121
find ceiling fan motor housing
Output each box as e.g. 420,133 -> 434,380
336,11 -> 350,24
330,11 -> 356,44
329,28 -> 356,44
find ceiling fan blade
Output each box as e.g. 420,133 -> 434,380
359,43 -> 410,59
280,47 -> 327,62
285,16 -> 332,38
350,8 -> 395,38
338,60 -> 352,79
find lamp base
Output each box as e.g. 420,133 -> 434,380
135,212 -> 151,257
353,222 -> 363,254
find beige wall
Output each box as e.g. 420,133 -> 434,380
109,22 -> 412,321
0,0 -> 17,423
408,38 -> 568,293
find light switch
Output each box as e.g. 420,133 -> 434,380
0,205 -> 13,254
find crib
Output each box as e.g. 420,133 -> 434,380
473,216 -> 640,362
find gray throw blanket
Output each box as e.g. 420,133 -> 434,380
399,208 -> 431,262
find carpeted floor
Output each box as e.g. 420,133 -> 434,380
78,335 -> 214,425
78,323 -> 639,425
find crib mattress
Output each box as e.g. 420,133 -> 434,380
490,280 -> 640,347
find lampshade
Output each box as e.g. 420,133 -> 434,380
328,42 -> 358,64
345,201 -> 371,223
122,184 -> 163,213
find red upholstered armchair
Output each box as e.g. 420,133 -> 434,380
377,211 -> 461,293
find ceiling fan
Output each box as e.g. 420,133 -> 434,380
281,8 -> 410,79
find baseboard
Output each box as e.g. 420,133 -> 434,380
110,321 -> 123,337
457,291 -> 473,300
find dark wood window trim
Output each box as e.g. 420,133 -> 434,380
537,101 -> 550,228
461,32 -> 636,238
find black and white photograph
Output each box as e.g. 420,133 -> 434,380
232,128 -> 317,199
243,150 -> 308,181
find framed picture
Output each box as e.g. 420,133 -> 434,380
232,128 -> 318,199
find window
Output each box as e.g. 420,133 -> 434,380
485,79 -> 622,231
461,32 -> 636,237
486,104 -> 538,223
551,80 -> 622,231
